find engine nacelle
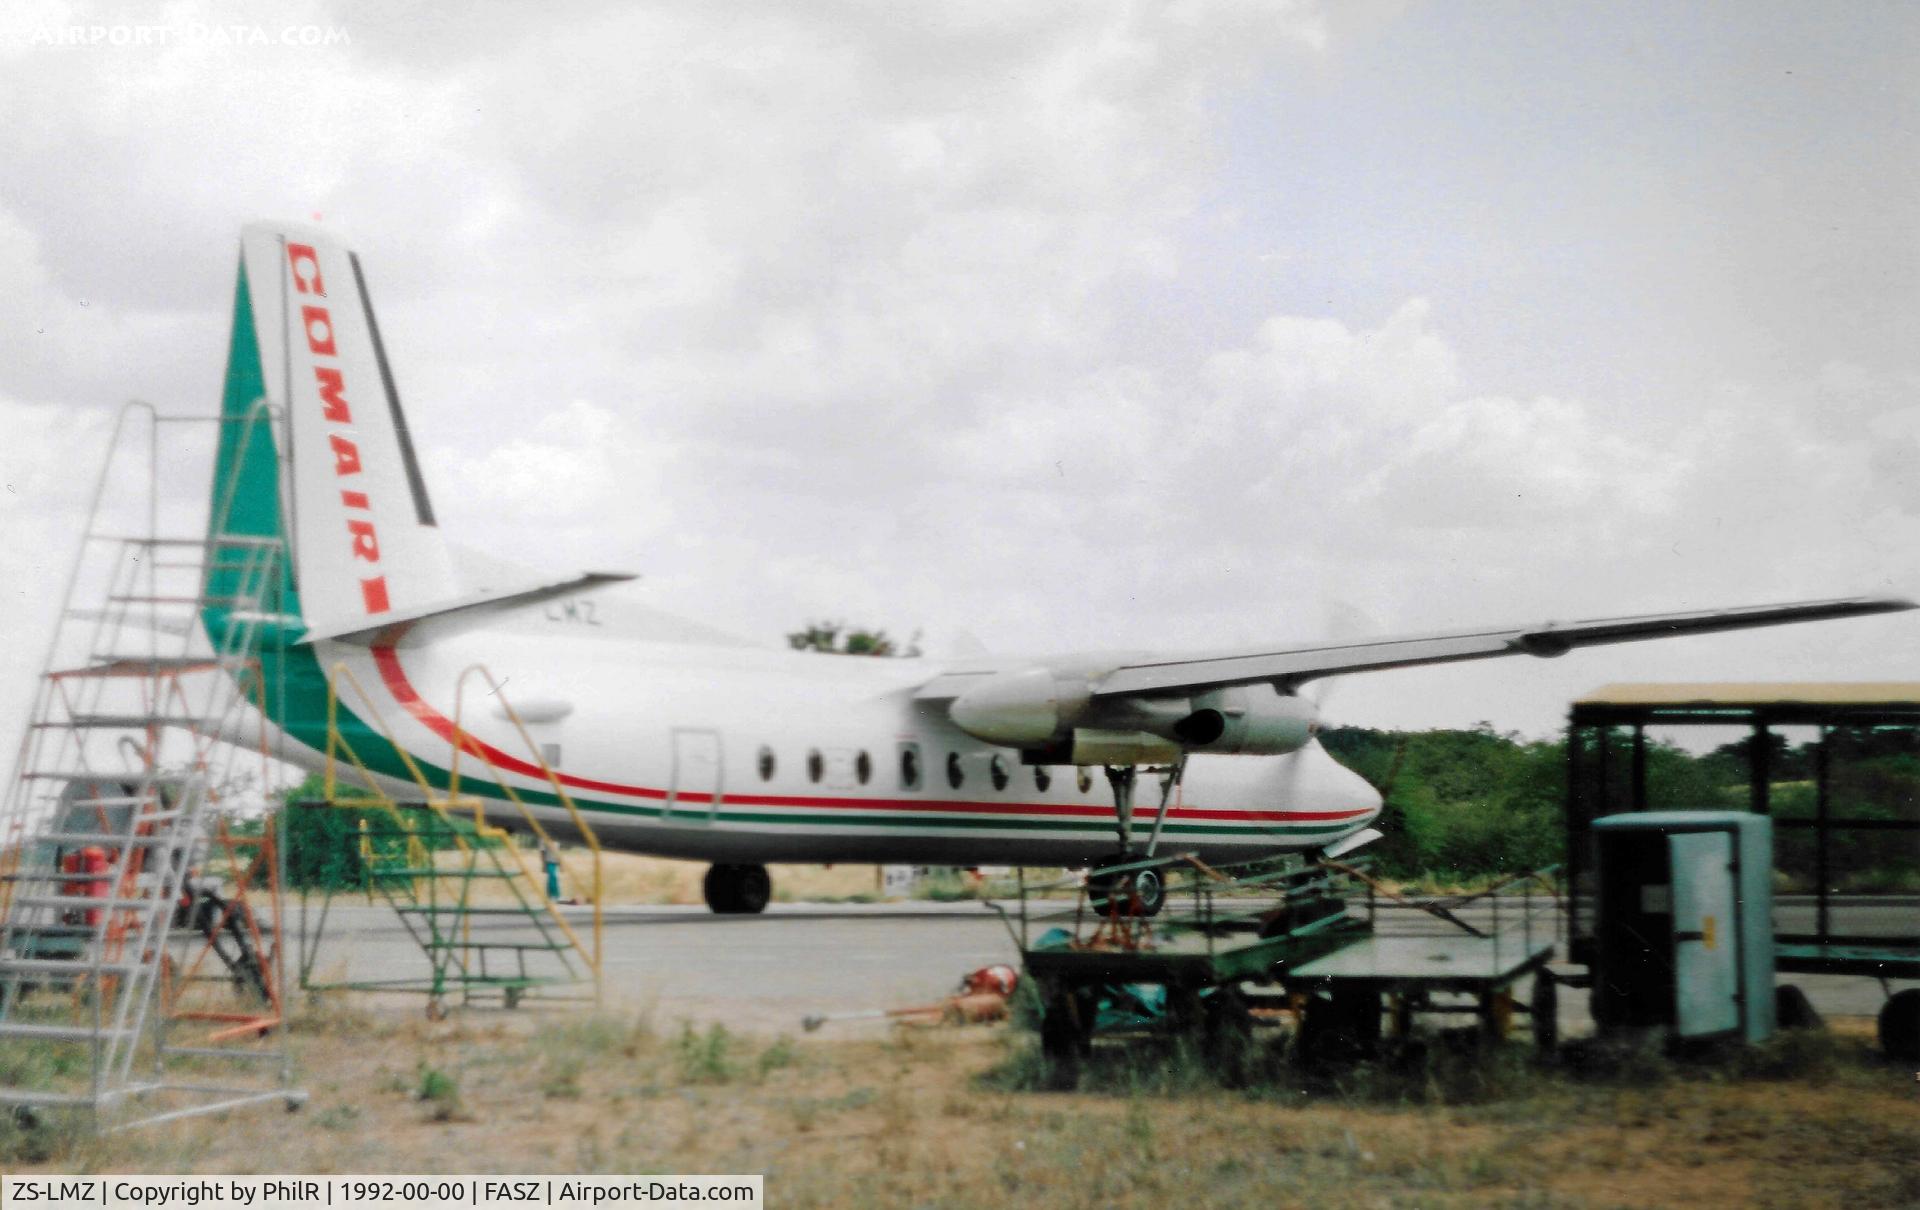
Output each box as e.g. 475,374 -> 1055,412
1169,686 -> 1317,755
949,668 -> 1091,746
951,669 -> 1317,758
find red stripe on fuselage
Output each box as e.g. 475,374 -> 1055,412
366,645 -> 1372,824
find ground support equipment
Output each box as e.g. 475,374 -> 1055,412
1564,683 -> 1920,1058
293,800 -> 596,1017
0,403 -> 303,1130
292,663 -> 603,1018
1004,853 -> 1564,1068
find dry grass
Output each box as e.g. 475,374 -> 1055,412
455,850 -> 1063,907
428,849 -> 881,907
4,1007 -> 1916,1208
578,853 -> 883,904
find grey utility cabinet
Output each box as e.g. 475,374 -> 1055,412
1590,810 -> 1776,1044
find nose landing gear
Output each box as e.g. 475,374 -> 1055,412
702,863 -> 771,914
1086,760 -> 1185,918
1087,858 -> 1167,917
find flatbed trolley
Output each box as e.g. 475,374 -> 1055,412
1001,855 -> 1563,1065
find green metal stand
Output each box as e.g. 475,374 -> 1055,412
294,801 -> 595,1016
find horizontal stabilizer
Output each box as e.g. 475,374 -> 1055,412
299,572 -> 637,646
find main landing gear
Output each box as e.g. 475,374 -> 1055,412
703,863 -> 771,914
1086,761 -> 1184,918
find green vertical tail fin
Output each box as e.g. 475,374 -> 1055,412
203,257 -> 302,653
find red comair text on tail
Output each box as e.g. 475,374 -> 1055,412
235,223 -> 459,632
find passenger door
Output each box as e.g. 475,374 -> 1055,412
665,728 -> 725,824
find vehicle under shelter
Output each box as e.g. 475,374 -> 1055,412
1563,683 -> 1920,1052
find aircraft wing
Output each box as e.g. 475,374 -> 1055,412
915,595 -> 1915,702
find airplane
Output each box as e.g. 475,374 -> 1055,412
187,220 -> 1912,915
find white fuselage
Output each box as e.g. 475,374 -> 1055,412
280,603 -> 1383,868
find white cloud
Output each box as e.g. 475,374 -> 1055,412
0,0 -> 1913,746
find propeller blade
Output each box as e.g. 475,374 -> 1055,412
1308,597 -> 1384,718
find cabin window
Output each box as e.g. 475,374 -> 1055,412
1077,767 -> 1093,795
757,745 -> 776,781
540,743 -> 562,769
1033,765 -> 1051,793
899,743 -> 922,790
855,750 -> 872,785
990,754 -> 1010,792
807,749 -> 824,784
946,752 -> 965,789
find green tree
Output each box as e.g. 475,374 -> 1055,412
1321,724 -> 1568,880
787,620 -> 922,657
275,771 -> 498,890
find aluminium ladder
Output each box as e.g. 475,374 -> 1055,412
0,403 -> 305,1129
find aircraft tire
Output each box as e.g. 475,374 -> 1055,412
703,863 -> 772,915
733,864 -> 771,914
1087,858 -> 1166,918
702,864 -> 736,913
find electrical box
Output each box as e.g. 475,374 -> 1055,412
1590,811 -> 1775,1044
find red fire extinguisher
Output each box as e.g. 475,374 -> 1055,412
59,846 -> 111,927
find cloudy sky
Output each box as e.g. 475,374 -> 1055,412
1,0 -> 1916,752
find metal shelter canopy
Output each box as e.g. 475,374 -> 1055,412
1564,682 -> 1920,979
1573,682 -> 1920,724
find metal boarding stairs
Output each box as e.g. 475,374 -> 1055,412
0,404 -> 304,1129
294,662 -> 604,1019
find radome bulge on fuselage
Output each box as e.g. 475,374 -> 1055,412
200,219 -> 1913,914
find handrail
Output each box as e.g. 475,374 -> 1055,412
447,663 -> 602,985
323,662 -> 453,816
320,659 -> 601,992
322,663 -> 451,889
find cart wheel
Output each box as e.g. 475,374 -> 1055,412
505,987 -> 524,1010
1299,986 -> 1380,1066
1165,985 -> 1203,1034
1530,971 -> 1559,1055
1879,988 -> 1920,1063
1478,990 -> 1516,1042
1040,987 -> 1094,1073
1297,993 -> 1349,1066
1388,994 -> 1413,1039
1203,987 -> 1257,1080
1775,983 -> 1822,1031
